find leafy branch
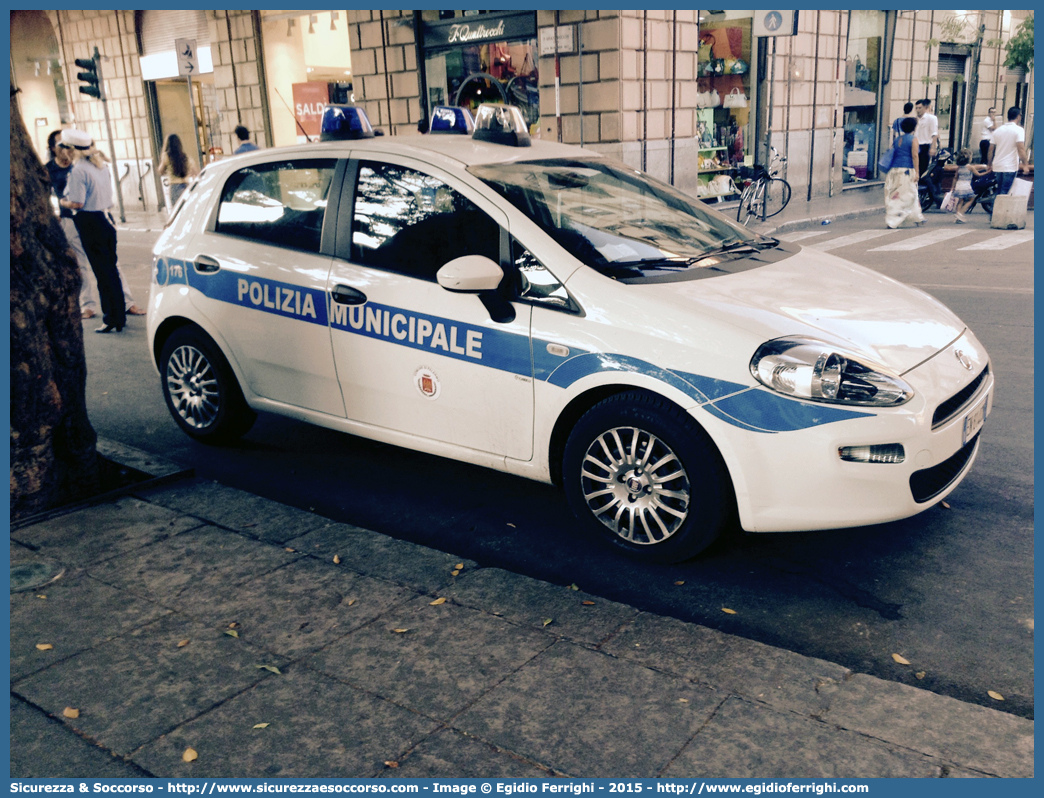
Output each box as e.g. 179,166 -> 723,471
1004,13 -> 1033,71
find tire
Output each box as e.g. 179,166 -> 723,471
918,186 -> 934,213
159,327 -> 256,444
762,178 -> 791,218
737,185 -> 753,223
738,183 -> 763,226
562,391 -> 735,563
978,185 -> 996,216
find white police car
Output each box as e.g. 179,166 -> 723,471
148,104 -> 993,562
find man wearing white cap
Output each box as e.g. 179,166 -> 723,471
59,128 -> 125,333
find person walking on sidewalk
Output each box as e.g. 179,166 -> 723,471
945,149 -> 989,224
46,130 -> 145,320
987,106 -> 1030,195
58,128 -> 125,333
883,116 -> 924,229
233,125 -> 259,154
914,98 -> 939,177
978,107 -> 996,164
892,102 -> 914,142
157,134 -> 198,211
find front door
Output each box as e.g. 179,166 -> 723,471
328,156 -> 535,460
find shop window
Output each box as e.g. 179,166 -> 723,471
695,13 -> 754,203
215,159 -> 337,252
842,11 -> 885,184
351,162 -> 501,281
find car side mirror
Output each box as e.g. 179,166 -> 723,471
436,255 -> 504,293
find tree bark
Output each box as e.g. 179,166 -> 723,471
10,88 -> 99,518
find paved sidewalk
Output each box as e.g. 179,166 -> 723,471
9,443 -> 1032,779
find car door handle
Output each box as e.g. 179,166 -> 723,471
194,255 -> 220,274
331,284 -> 367,305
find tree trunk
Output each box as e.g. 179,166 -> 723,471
10,88 -> 99,519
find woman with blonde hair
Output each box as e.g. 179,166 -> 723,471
58,128 -> 125,332
157,133 -> 199,210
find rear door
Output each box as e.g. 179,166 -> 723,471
185,156 -> 347,418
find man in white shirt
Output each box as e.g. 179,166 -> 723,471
988,106 -> 1029,195
978,107 -> 996,164
914,98 -> 939,177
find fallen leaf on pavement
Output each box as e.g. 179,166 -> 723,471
256,665 -> 282,674
891,653 -> 911,665
674,581 -> 685,586
455,563 -> 464,570
987,690 -> 1005,701
182,748 -> 198,763
36,644 -> 54,651
450,570 -> 460,576
507,523 -> 516,528
63,707 -> 80,719
569,584 -> 580,591
582,600 -> 596,606
429,597 -> 447,606
722,607 -> 737,615
678,698 -> 689,703
36,595 -> 46,600
253,723 -> 270,729
333,555 -> 341,564
384,761 -> 399,768
392,628 -> 409,634
224,630 -> 239,638
228,622 -> 239,629
347,599 -> 357,606
177,639 -> 190,648
285,548 -> 296,553
915,671 -> 926,680
941,501 -> 951,510
542,618 -> 553,627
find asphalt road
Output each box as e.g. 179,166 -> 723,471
88,207 -> 1034,718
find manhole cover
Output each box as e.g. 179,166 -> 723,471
10,562 -> 66,593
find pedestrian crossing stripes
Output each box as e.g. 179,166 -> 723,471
779,227 -> 1033,253
956,231 -> 1035,251
868,229 -> 973,251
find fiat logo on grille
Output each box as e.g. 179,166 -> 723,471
954,349 -> 974,371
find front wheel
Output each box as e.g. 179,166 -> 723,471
762,178 -> 791,218
159,327 -> 256,444
562,391 -> 735,563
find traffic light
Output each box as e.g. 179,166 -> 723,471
75,55 -> 103,99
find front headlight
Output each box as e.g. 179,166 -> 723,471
750,337 -> 913,407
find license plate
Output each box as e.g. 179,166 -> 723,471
962,391 -> 990,445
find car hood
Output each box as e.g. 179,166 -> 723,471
643,245 -> 966,374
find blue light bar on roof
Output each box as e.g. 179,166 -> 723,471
472,104 -> 531,147
429,105 -> 475,135
320,104 -> 374,141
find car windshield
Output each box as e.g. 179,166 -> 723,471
469,158 -> 761,278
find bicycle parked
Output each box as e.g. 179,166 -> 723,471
736,145 -> 791,225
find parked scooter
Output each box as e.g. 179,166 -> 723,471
917,148 -> 954,211
917,149 -> 998,215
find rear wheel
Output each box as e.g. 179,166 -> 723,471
562,391 -> 735,563
762,178 -> 791,218
159,327 -> 256,444
978,184 -> 997,216
918,186 -> 934,212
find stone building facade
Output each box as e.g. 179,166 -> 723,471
11,9 -> 1034,215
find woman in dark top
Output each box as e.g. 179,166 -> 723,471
157,134 -> 198,210
884,116 -> 924,229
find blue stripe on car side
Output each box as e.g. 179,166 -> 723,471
166,262 -> 872,433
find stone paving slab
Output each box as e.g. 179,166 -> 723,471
454,641 -> 723,777
201,556 -> 416,659
11,496 -> 203,568
132,664 -> 441,778
134,479 -> 329,544
602,612 -> 849,716
86,523 -> 304,609
378,728 -> 554,778
10,570 -> 170,681
823,673 -> 1034,778
663,695 -> 943,779
13,613 -> 287,757
287,521 -> 478,594
10,695 -> 151,779
446,567 -> 638,647
308,595 -> 553,719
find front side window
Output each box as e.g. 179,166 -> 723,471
470,158 -> 766,281
351,161 -> 500,281
215,159 -> 336,253
512,237 -> 573,311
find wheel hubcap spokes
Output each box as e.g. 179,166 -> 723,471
580,426 -> 691,545
166,345 -> 220,429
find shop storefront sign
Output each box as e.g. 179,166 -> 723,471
292,81 -> 329,141
423,11 -> 535,50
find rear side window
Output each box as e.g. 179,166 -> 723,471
351,161 -> 500,281
215,159 -> 337,253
